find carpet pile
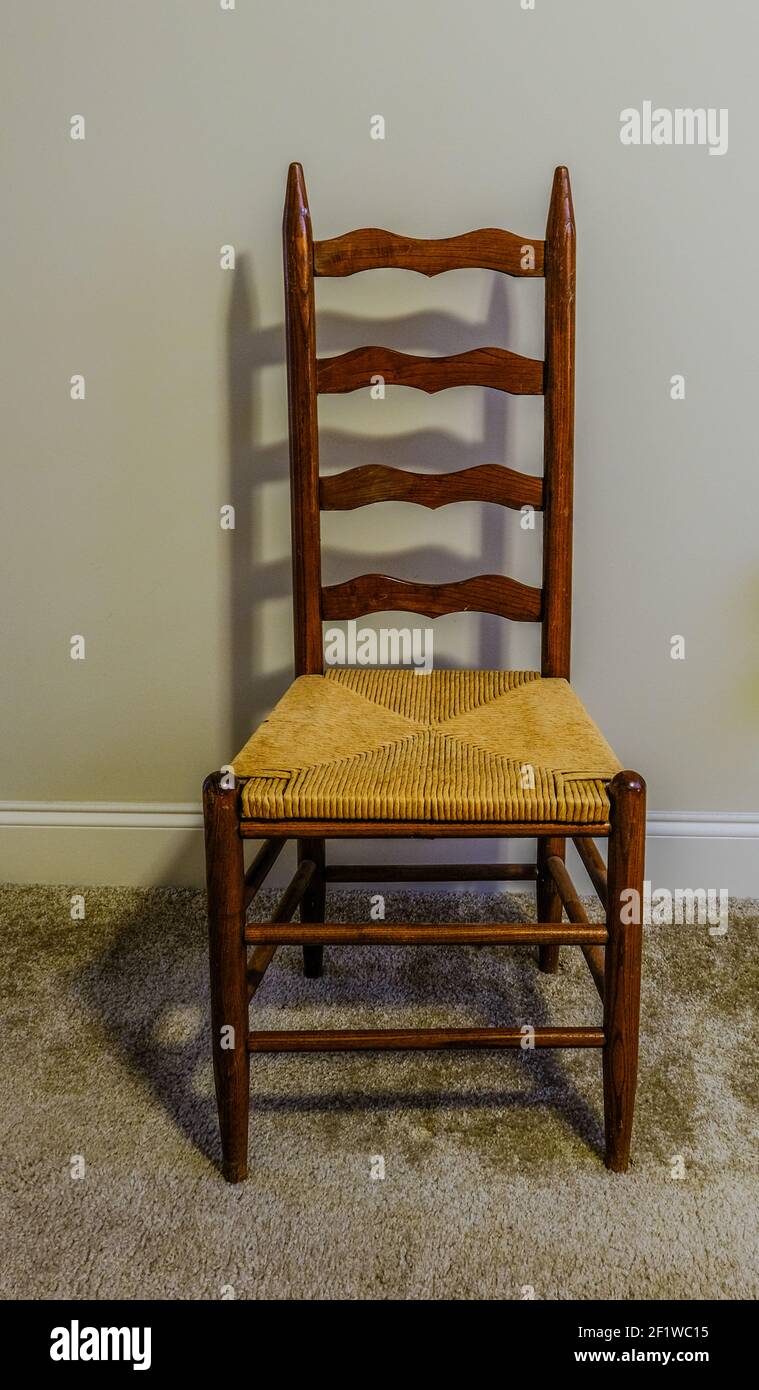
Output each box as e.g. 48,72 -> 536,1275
1,884 -> 756,1300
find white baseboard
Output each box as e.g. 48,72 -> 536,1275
0,803 -> 756,893
646,811 -> 759,839
0,802 -> 204,829
0,802 -> 757,836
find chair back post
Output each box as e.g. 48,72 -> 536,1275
541,166 -> 576,679
283,162 -> 323,675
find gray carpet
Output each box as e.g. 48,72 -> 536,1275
1,883 -> 757,1300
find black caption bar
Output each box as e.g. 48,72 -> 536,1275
2,1298 -> 748,1375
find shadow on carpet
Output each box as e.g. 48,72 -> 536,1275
0,884 -> 756,1300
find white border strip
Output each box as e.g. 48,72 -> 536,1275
647,812 -> 759,839
0,802 -> 204,829
0,803 -> 757,837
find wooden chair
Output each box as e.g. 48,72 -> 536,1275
203,163 -> 646,1182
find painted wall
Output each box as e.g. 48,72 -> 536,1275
1,0 -> 757,889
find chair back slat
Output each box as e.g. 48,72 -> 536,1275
322,574 -> 542,623
314,226 -> 544,278
319,463 -> 543,513
317,346 -> 543,396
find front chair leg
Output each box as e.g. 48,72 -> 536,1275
603,771 -> 646,1172
536,835 -> 565,972
299,837 -> 326,978
203,772 -> 249,1182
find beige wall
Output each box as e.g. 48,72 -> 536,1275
1,0 -> 757,888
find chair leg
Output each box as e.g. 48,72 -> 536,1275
203,773 -> 249,1183
603,771 -> 646,1172
536,835 -> 564,972
300,837 -> 326,978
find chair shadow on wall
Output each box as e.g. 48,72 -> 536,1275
73,258 -> 603,1171
228,254 -> 541,754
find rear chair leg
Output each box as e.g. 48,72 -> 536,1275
603,771 -> 646,1172
203,772 -> 249,1182
300,837 -> 326,978
537,835 -> 565,972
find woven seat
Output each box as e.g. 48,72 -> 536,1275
235,669 -> 621,824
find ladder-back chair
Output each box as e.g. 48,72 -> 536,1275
203,163 -> 646,1182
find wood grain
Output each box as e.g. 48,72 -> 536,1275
243,837 -> 286,910
247,858 -> 316,1000
541,166 -> 576,679
284,163 -> 323,674
317,345 -> 543,395
546,853 -> 605,999
536,834 -> 565,975
546,853 -> 589,924
603,771 -> 646,1171
271,858 -> 316,921
321,572 -> 542,621
245,920 -> 607,945
246,944 -> 277,1004
319,463 -> 543,512
299,837 -> 326,978
325,862 -> 538,882
203,772 -> 249,1183
573,834 -> 608,909
314,226 -> 545,278
240,819 -> 611,839
248,1026 -> 603,1052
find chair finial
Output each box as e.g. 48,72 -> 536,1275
547,166 -> 574,237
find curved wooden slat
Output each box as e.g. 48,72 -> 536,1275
317,346 -> 543,396
314,227 -> 544,277
321,573 -> 542,621
319,463 -> 543,512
